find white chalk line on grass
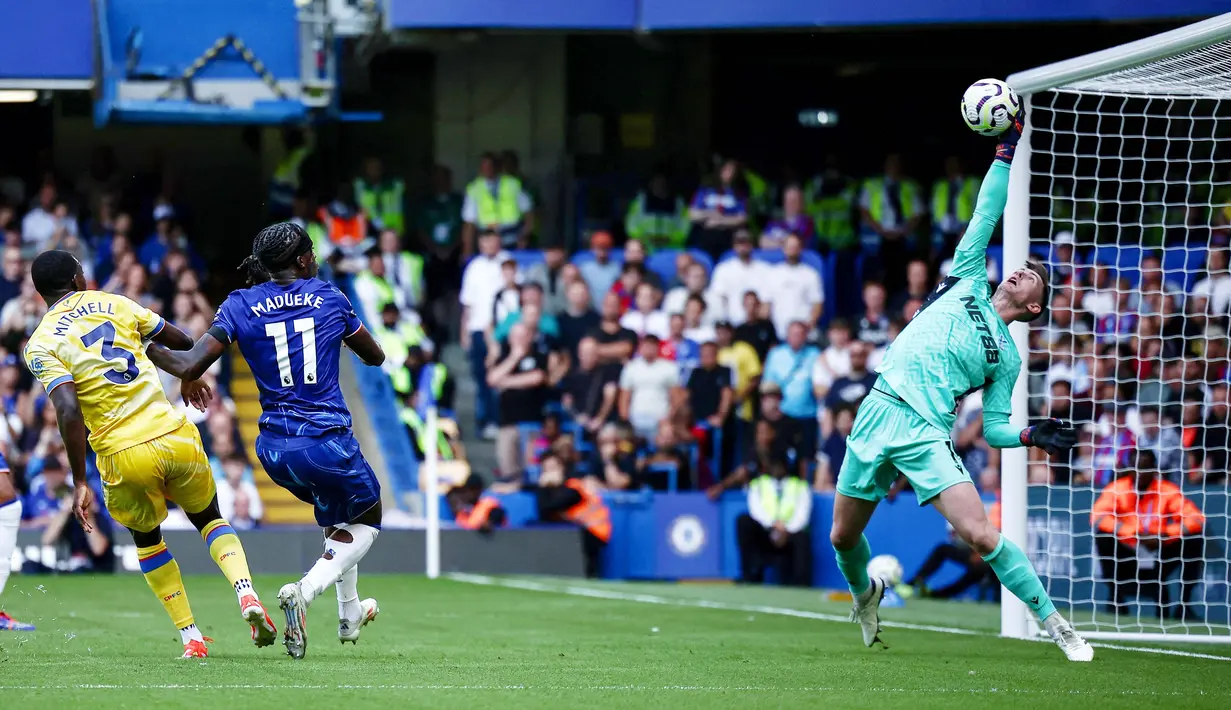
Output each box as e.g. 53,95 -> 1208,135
447,573 -> 1231,663
0,684 -> 1223,696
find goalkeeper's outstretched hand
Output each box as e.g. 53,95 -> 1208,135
1020,418 -> 1078,455
995,103 -> 1027,164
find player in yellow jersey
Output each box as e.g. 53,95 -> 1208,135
23,251 -> 278,658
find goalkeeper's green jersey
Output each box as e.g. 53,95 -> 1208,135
876,160 -> 1020,434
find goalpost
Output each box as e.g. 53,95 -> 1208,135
1002,13 -> 1231,643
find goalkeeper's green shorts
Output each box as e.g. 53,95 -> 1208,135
836,387 -> 973,505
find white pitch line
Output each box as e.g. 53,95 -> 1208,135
0,684 -> 1222,696
447,573 -> 1231,663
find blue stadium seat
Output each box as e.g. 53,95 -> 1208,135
646,249 -> 715,284
1163,247 -> 1207,290
571,249 -> 625,267
753,249 -> 785,264
510,249 -> 545,270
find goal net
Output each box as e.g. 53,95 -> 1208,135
1002,14 -> 1231,643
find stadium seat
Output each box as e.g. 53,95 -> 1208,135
1163,246 -> 1207,290
753,249 -> 785,264
509,249 -> 545,270
646,249 -> 715,284
644,462 -> 679,493
571,249 -> 625,267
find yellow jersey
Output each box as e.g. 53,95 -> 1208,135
24,291 -> 185,456
719,340 -> 762,421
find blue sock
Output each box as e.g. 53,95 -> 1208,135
834,534 -> 872,597
983,534 -> 1057,621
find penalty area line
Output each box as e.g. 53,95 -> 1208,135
447,573 -> 1231,663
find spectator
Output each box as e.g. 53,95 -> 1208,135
611,262 -> 645,315
589,292 -> 638,365
929,156 -> 981,260
216,454 -> 264,529
487,323 -> 549,484
532,454 -> 610,578
857,281 -> 891,347
1039,290 -> 1091,348
494,283 -> 561,344
889,259 -> 933,318
639,419 -> 693,490
20,184 -> 65,253
557,280 -> 600,359
591,423 -> 639,491
1092,450 -> 1205,620
812,318 -> 854,403
1081,263 -> 1119,319
664,261 -> 721,324
663,251 -> 694,291
620,282 -> 670,340
687,342 -> 733,430
816,403 -> 856,491
804,153 -> 858,255
716,320 -> 761,448
488,257 -> 521,326
766,234 -> 823,339
625,172 -> 689,251
1190,246 -> 1229,319
0,277 -> 43,339
377,228 -> 424,310
689,159 -> 748,262
661,313 -> 700,376
578,231 -> 621,308
734,291 -> 778,361
138,202 -> 198,275
353,246 -> 402,327
622,239 -> 662,290
461,230 -> 511,439
561,336 -> 621,437
525,413 -> 563,466
736,421 -> 813,587
1136,406 -> 1182,480
0,247 -> 23,305
763,321 -> 821,468
462,152 -> 533,255
760,185 -> 816,250
681,295 -> 716,345
417,165 -> 465,332
22,458 -> 114,574
824,340 -> 877,417
526,245 -> 569,316
707,229 -> 769,324
618,335 -> 682,441
1095,284 -> 1138,346
1192,382 -> 1229,483
859,153 -> 924,294
1138,253 -> 1183,316
354,156 -> 406,236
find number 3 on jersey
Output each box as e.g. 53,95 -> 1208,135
266,318 -> 317,387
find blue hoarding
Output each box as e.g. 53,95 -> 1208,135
387,0 -> 637,29
0,1 -> 93,84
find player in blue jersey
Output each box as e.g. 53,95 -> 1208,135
0,449 -> 35,631
147,222 -> 386,659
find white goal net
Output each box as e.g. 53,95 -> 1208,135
1003,14 -> 1231,643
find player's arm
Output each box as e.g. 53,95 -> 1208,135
149,319 -> 195,350
343,325 -> 386,367
146,332 -> 227,382
46,384 -> 94,532
948,109 -> 1026,280
982,370 -> 1077,454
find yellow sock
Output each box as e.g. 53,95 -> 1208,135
201,519 -> 256,599
137,541 -> 195,631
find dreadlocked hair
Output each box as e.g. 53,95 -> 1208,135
240,222 -> 309,286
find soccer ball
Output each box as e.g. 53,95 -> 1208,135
866,554 -> 904,585
961,79 -> 1021,137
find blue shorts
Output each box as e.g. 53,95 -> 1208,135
256,431 -> 382,528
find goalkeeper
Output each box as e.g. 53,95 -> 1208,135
830,108 -> 1093,663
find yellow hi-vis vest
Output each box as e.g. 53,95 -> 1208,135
805,177 -> 857,250
749,475 -> 810,522
269,146 -> 312,212
355,271 -> 395,310
466,176 -> 523,228
399,404 -> 454,460
354,178 -> 406,234
624,192 -> 689,250
930,177 -> 981,233
863,177 -> 922,229
375,325 -> 410,392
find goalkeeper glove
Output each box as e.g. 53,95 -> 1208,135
995,103 -> 1027,164
1020,418 -> 1078,455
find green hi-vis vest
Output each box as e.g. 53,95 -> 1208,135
863,177 -> 923,229
269,146 -> 312,211
466,176 -> 524,227
355,271 -> 395,310
392,250 -> 426,306
625,192 -> 689,250
749,475 -> 810,522
354,178 -> 406,234
744,169 -> 771,232
804,177 -> 857,250
930,177 -> 981,232
375,326 -> 410,392
306,222 -> 328,261
399,404 -> 454,460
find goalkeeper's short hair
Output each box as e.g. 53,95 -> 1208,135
1026,259 -> 1050,322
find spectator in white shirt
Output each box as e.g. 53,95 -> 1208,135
664,261 -> 722,323
618,334 -> 682,440
216,454 -> 264,529
1081,263 -> 1118,319
707,229 -> 769,325
1191,246 -> 1230,319
766,234 -> 823,338
461,230 -> 511,437
812,318 -> 854,402
682,295 -> 717,345
620,282 -> 670,340
21,184 -> 73,254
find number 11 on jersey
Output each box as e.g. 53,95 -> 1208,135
265,317 -> 317,387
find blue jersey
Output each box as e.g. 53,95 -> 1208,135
212,278 -> 363,447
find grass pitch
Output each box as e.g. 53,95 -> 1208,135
1,573 -> 1228,709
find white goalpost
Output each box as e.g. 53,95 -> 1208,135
1003,13 -> 1231,643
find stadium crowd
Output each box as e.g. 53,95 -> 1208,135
0,149 -> 265,573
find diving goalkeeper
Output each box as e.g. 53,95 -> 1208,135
829,108 -> 1093,662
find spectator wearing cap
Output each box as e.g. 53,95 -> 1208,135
139,201 -> 202,275
766,234 -> 823,340
374,302 -> 433,395
708,229 -> 770,325
762,321 -> 821,470
526,244 -> 570,316
760,185 -> 816,251
716,320 -> 761,450
578,231 -> 621,308
619,334 -> 683,441
462,152 -> 533,255
461,230 -> 512,439
688,159 -> 748,263
620,282 -> 670,341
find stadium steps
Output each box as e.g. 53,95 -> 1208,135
228,348 -> 316,525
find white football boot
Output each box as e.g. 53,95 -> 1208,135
277,582 -> 309,660
848,577 -> 888,648
338,598 -> 380,644
1044,612 -> 1094,662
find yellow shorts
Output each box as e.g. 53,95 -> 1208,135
95,420 -> 216,533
